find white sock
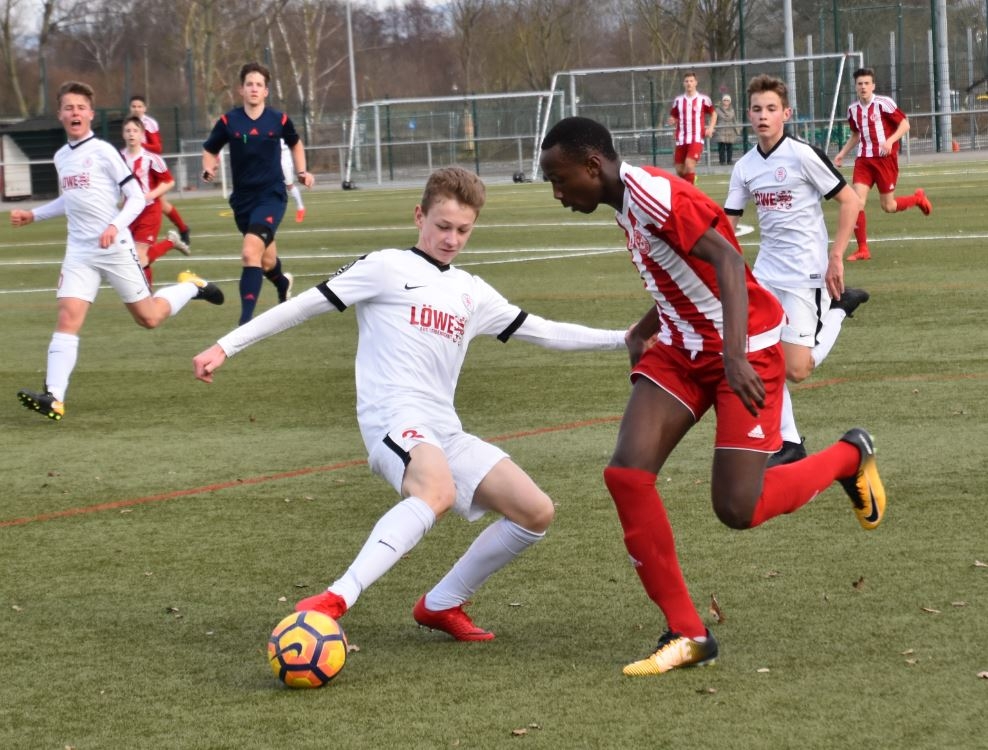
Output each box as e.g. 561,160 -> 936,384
289,185 -> 304,210
812,306 -> 846,368
779,385 -> 801,444
45,331 -> 79,402
152,282 -> 199,317
424,519 -> 545,611
330,496 -> 435,608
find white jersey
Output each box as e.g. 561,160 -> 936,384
724,134 -> 845,290
217,247 -> 625,452
34,135 -> 144,249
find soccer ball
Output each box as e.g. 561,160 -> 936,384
267,610 -> 348,688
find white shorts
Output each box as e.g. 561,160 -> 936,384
367,423 -> 509,522
281,146 -> 294,186
763,283 -> 831,347
58,231 -> 151,304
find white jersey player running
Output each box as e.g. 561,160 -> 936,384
193,167 -> 628,642
10,80 -> 223,421
724,74 -> 867,466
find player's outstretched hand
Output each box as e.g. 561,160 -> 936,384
10,209 -> 34,227
193,344 -> 227,383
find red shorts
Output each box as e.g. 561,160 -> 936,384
130,203 -> 164,246
674,142 -> 705,165
631,341 -> 785,452
852,156 -> 899,194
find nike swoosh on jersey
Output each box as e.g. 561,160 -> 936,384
404,283 -> 426,290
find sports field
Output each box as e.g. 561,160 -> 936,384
1,158 -> 986,749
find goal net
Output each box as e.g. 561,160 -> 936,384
530,52 -> 863,180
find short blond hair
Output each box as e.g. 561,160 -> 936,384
420,167 -> 486,215
57,81 -> 94,108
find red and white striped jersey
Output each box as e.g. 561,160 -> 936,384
122,146 -> 173,206
617,162 -> 783,354
846,95 -> 906,158
139,114 -> 163,154
670,93 -> 714,146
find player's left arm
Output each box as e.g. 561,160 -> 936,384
101,176 -> 145,249
880,112 -> 910,155
826,185 -> 862,298
705,102 -> 717,138
288,140 -> 314,188
691,229 -> 764,416
509,313 -> 627,351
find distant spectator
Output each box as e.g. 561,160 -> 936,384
714,95 -> 742,165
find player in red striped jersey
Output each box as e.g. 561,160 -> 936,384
121,116 -> 190,285
667,71 -> 716,185
540,116 -> 887,676
833,68 -> 932,261
129,95 -> 193,249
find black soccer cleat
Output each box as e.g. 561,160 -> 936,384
177,271 -> 224,305
766,438 -> 807,468
18,388 -> 65,421
179,229 -> 191,248
831,288 -> 870,318
838,428 -> 886,530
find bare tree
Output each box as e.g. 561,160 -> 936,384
0,0 -> 30,116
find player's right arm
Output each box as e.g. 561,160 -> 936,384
193,287 -> 337,382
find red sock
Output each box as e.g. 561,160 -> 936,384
166,206 -> 188,233
603,466 -> 705,638
854,210 -> 868,247
895,194 -> 917,211
750,440 -> 859,527
146,238 -> 174,264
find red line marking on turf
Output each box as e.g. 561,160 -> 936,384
0,418 -> 621,529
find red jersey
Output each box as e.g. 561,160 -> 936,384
616,163 -> 783,354
140,114 -> 163,154
846,95 -> 906,158
670,93 -> 714,146
123,147 -> 172,207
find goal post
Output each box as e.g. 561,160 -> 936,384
530,52 -> 863,181
343,90 -> 553,188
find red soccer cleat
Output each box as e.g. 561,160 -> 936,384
412,595 -> 494,641
295,590 -> 348,619
915,189 -> 932,216
846,246 -> 871,262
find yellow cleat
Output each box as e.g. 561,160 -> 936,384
177,271 -> 224,305
17,388 -> 65,421
839,428 -> 886,530
622,629 -> 718,676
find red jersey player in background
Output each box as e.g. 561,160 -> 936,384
833,67 -> 932,261
667,71 -> 716,185
540,115 -> 887,676
129,95 -> 193,249
121,116 -> 190,285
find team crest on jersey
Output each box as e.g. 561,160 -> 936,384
869,111 -> 879,122
628,228 -> 650,256
461,293 -> 475,313
774,167 -> 787,182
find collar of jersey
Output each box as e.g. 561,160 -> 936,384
411,247 -> 450,272
68,134 -> 96,150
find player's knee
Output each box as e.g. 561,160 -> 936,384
524,492 -> 555,533
247,224 -> 275,247
712,500 -> 754,530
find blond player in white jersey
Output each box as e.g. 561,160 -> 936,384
10,81 -> 223,421
724,75 -> 867,466
193,166 -> 629,642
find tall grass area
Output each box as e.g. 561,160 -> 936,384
1,160 -> 985,749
